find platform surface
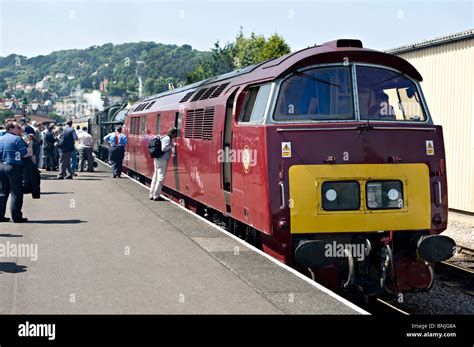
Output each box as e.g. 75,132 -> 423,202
0,163 -> 364,314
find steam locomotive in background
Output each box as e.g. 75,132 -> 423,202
83,103 -> 128,161
94,39 -> 456,297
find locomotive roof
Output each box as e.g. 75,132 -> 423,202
133,39 -> 423,111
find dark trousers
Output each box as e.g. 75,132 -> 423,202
0,163 -> 24,221
22,157 -> 41,199
58,151 -> 72,178
109,146 -> 124,177
33,144 -> 40,169
79,147 -> 94,172
54,148 -> 59,167
44,147 -> 56,170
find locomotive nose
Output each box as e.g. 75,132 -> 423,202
417,234 -> 456,262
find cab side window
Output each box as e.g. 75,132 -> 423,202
175,112 -> 183,136
130,117 -> 140,135
240,84 -> 271,123
140,116 -> 146,134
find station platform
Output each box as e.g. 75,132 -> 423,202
0,163 -> 366,314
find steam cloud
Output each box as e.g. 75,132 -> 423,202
83,90 -> 104,111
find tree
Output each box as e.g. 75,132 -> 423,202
0,110 -> 14,125
258,34 -> 290,62
233,31 -> 266,68
144,77 -> 155,95
48,112 -> 66,123
186,29 -> 290,83
0,77 -> 7,91
0,41 -> 208,99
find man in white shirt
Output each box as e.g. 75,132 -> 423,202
77,126 -> 94,172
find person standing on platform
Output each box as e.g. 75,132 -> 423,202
21,129 -> 40,199
103,126 -> 127,178
53,125 -> 61,169
30,121 -> 43,168
149,127 -> 177,201
37,123 -> 46,169
56,120 -> 76,179
78,126 -> 94,172
44,124 -> 57,171
0,121 -> 31,223
69,124 -> 79,176
19,118 -> 34,136
72,125 -> 82,173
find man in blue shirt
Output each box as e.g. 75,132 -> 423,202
103,126 -> 128,178
0,121 -> 31,223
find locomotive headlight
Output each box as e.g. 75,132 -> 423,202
366,181 -> 403,209
322,181 -> 360,211
325,189 -> 337,201
387,188 -> 399,200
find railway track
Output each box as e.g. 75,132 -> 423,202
444,245 -> 474,273
358,297 -> 410,315
435,245 -> 474,297
349,246 -> 474,315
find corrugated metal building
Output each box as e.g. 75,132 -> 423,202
386,29 -> 474,213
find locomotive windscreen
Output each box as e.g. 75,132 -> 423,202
273,64 -> 427,123
274,66 -> 354,121
356,66 -> 426,122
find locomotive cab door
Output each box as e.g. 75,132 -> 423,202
223,90 -> 238,192
173,111 -> 183,192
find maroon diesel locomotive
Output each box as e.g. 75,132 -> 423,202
122,39 -> 455,297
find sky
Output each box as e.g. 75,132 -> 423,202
0,0 -> 473,57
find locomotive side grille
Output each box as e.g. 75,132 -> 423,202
193,108 -> 204,139
191,88 -> 208,102
202,107 -> 215,140
210,82 -> 230,98
199,85 -> 219,100
180,91 -> 195,103
184,110 -> 194,138
184,107 -> 214,140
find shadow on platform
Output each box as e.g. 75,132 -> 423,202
0,262 -> 27,274
27,219 -> 86,224
77,174 -> 109,178
72,178 -> 102,181
40,192 -> 74,195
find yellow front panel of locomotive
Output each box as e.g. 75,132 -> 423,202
288,164 -> 431,233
